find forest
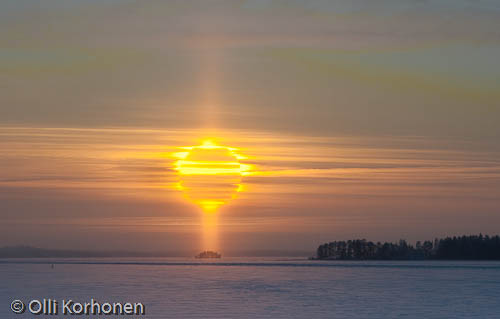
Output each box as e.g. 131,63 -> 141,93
315,234 -> 500,260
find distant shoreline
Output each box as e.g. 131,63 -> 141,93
3,234 -> 500,261
315,234 -> 500,261
0,246 -> 310,258
1,259 -> 500,271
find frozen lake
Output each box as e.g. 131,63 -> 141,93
1,258 -> 500,318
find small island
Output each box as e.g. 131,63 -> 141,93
195,251 -> 221,259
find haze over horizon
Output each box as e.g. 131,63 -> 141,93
1,0 -> 499,253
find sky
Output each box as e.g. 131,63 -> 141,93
1,0 -> 499,254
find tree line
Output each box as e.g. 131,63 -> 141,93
315,234 -> 500,260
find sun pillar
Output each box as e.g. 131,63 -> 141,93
174,140 -> 250,252
202,211 -> 218,251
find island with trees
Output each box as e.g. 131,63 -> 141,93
315,234 -> 500,260
195,251 -> 222,259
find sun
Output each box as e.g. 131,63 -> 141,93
173,140 -> 251,212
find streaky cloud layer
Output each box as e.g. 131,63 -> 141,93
1,127 -> 499,251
